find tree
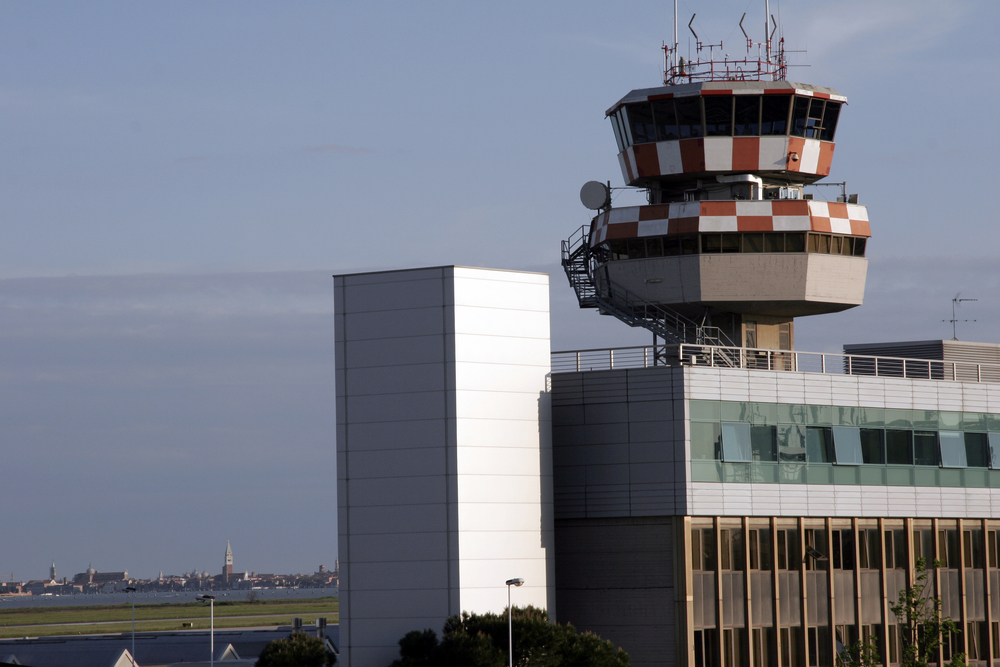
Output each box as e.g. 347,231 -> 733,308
890,558 -> 965,667
389,606 -> 629,667
838,558 -> 965,667
256,632 -> 334,667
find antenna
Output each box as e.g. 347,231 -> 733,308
662,0 -> 786,85
943,293 -> 977,340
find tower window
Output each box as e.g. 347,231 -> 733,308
734,96 -> 761,136
704,96 -> 734,136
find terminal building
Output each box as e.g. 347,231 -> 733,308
335,10 -> 1000,667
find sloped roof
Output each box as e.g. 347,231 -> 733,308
0,640 -> 134,667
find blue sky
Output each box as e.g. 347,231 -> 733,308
1,0 -> 998,580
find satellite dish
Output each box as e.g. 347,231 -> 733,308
580,181 -> 611,210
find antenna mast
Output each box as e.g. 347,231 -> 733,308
943,295 -> 977,340
662,0 -> 786,84
765,0 -> 770,64
673,0 -> 678,72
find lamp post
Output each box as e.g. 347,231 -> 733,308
505,578 -> 524,667
124,586 -> 136,666
198,595 -> 216,667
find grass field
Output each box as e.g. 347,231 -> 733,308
0,597 -> 339,639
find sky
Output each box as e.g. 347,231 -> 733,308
1,0 -> 998,581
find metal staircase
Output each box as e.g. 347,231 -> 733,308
561,225 -> 738,354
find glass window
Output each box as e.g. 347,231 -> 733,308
749,528 -> 772,570
721,234 -> 740,253
652,99 -> 679,141
663,236 -> 681,256
777,529 -> 799,570
722,422 -> 753,462
618,108 -> 633,146
675,96 -> 703,138
858,529 -> 881,569
939,431 -> 967,467
691,422 -> 721,460
751,425 -> 777,461
645,237 -> 663,257
832,529 -> 855,569
610,112 -> 625,151
704,96 -> 733,136
790,96 -> 810,137
939,529 -> 959,568
720,527 -> 745,571
806,426 -> 833,463
764,233 -> 784,252
734,95 -> 761,136
885,529 -> 906,569
761,95 -> 790,135
860,428 -> 884,464
804,528 -> 828,570
990,433 -> 1000,469
821,101 -> 841,141
886,430 -> 913,465
832,426 -> 864,465
680,235 -> 698,255
785,233 -> 805,252
742,233 -> 764,252
778,424 -> 806,462
745,321 -> 758,348
701,234 -> 722,253
805,99 -> 825,139
914,431 -> 938,466
966,432 -> 990,468
692,527 -> 716,571
626,102 -> 656,144
627,238 -> 646,258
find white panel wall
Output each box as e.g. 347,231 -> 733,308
336,266 -> 553,667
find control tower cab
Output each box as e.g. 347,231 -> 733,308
563,14 -> 869,352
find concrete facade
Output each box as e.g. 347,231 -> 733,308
551,362 -> 1000,666
335,266 -> 554,667
598,253 -> 867,317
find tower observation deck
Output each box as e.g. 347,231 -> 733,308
563,10 -> 869,352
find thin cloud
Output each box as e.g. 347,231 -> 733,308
302,143 -> 376,154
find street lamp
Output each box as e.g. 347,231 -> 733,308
198,595 -> 216,667
505,578 -> 524,667
124,586 -> 136,666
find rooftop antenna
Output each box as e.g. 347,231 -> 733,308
765,0 -> 770,64
662,0 -> 786,84
943,293 -> 977,340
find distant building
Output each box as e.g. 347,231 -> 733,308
223,540 -> 233,584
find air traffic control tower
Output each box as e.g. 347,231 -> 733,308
563,22 -> 870,353
337,7 -> 1000,667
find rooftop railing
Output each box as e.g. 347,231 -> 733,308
550,344 -> 1000,384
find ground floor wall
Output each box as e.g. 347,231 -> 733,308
556,515 -> 1000,667
555,517 -> 680,667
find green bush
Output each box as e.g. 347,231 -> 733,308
389,606 -> 628,667
256,632 -> 333,667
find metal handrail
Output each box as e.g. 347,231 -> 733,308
550,344 -> 1000,383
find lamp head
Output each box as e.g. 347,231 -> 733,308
505,578 -> 525,587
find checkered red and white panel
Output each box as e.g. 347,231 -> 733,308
590,200 -> 871,245
619,136 -> 834,184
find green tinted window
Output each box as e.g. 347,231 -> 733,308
691,422 -> 721,460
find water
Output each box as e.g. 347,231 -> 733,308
0,587 -> 337,609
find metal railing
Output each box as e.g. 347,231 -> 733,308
551,343 -> 1000,383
